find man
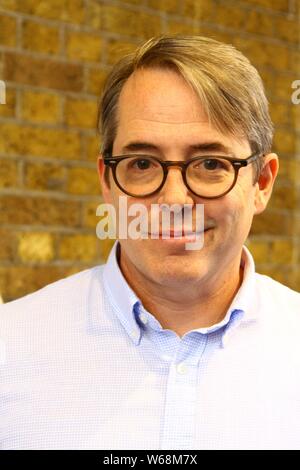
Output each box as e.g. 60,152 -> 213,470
0,36 -> 299,450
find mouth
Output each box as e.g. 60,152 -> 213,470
146,227 -> 213,240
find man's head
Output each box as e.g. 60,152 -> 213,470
99,35 -> 274,184
97,35 -> 278,291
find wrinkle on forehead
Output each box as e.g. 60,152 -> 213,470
115,68 -> 248,153
118,68 -> 208,124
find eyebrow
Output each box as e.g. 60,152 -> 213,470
121,141 -> 233,155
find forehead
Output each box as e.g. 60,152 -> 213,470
117,67 -> 207,124
114,67 -> 249,155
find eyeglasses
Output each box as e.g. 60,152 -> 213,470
103,152 -> 262,199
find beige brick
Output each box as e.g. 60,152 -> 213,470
271,184 -> 297,210
259,70 -> 286,101
296,270 -> 300,290
82,199 -> 100,228
166,20 -> 196,35
251,210 -> 292,236
66,31 -> 102,62
269,239 -> 294,264
278,160 -> 290,183
21,90 -> 61,124
67,166 -> 100,195
215,4 -> 247,30
269,101 -> 290,127
292,97 -> 300,131
85,0 -> 102,30
102,5 -> 162,38
0,228 -> 15,261
0,123 -> 81,159
0,195 -> 81,227
147,0 -> 180,14
87,201 -> 119,250
258,69 -> 273,99
274,17 -> 299,43
287,161 -> 300,184
273,74 -> 297,101
100,238 -> 116,261
58,233 -> 98,262
85,134 -> 101,162
22,20 -> 60,55
0,158 -> 18,188
65,98 -> 98,128
0,13 -> 17,46
296,135 -> 300,158
278,159 -> 300,185
86,67 -> 107,95
106,39 -> 137,65
0,265 -> 75,302
245,10 -> 274,36
243,0 -> 289,12
195,27 -> 235,44
234,38 -> 290,71
245,239 -> 270,263
24,162 -> 66,191
0,0 -> 85,23
4,52 -> 83,92
288,272 -> 300,292
273,129 -> 296,155
17,232 -> 55,262
88,0 -> 140,29
295,214 -> 300,237
0,0 -> 17,8
291,50 -> 300,74
181,0 -> 214,20
0,88 -> 16,117
263,44 -> 290,72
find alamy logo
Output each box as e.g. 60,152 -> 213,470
96,196 -> 205,251
0,80 -> 6,104
291,80 -> 300,105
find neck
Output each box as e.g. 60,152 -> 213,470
118,247 -> 245,337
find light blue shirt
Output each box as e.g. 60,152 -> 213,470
0,242 -> 300,450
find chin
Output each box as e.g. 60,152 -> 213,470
146,256 -> 209,285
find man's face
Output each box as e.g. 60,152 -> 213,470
99,67 -> 274,288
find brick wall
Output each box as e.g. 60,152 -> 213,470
0,0 -> 299,301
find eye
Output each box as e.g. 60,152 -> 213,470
128,157 -> 159,171
203,159 -> 226,170
133,158 -> 152,170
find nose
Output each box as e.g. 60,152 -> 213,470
157,167 -> 194,206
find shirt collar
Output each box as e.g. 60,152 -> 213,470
225,244 -> 259,323
220,244 -> 260,347
103,241 -> 259,345
103,241 -> 142,345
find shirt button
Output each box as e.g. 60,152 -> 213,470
131,330 -> 139,339
176,362 -> 188,374
139,312 -> 148,325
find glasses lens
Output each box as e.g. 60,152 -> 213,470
186,157 -> 235,197
116,156 -> 164,196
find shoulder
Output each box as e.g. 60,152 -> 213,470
0,265 -> 105,325
255,272 -> 300,303
255,272 -> 300,325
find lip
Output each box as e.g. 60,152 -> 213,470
146,228 -> 212,240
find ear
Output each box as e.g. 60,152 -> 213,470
97,155 -> 112,204
254,153 -> 279,215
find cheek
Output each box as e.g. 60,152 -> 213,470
212,189 -> 255,233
